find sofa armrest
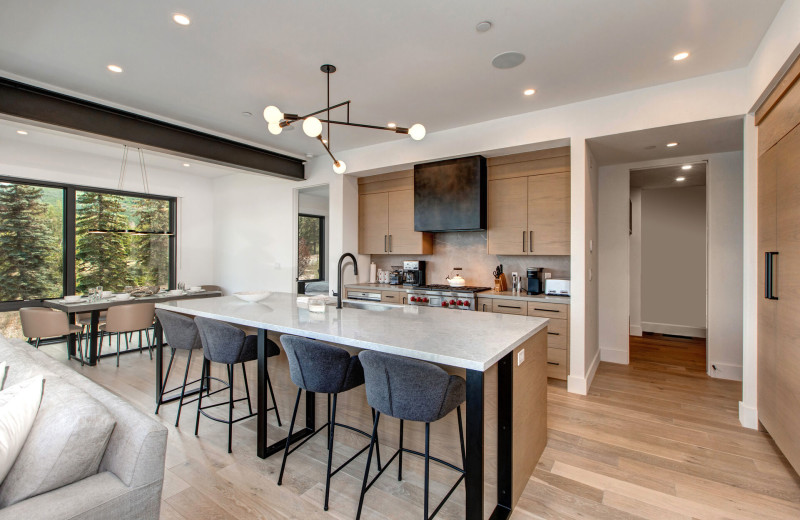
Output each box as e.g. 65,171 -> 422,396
101,424 -> 168,489
0,471 -> 162,520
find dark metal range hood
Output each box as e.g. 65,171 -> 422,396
414,155 -> 487,232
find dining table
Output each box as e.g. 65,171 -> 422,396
43,289 -> 221,366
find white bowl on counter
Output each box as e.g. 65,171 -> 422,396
234,291 -> 271,302
168,289 -> 184,296
63,295 -> 82,302
114,293 -> 132,301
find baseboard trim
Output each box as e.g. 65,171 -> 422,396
568,349 -> 600,395
600,348 -> 628,364
739,401 -> 758,430
629,325 -> 643,337
641,322 -> 707,338
709,362 -> 743,381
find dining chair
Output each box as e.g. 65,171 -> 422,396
200,285 -> 222,292
19,307 -> 83,362
100,303 -> 156,367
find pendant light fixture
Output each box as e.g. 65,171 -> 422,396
263,64 -> 426,174
88,146 -> 174,236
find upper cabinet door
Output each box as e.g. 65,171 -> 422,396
488,177 -> 528,255
387,189 -> 431,254
528,172 -> 570,255
359,192 -> 389,254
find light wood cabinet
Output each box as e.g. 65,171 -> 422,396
477,297 -> 492,312
527,302 -> 569,320
380,291 -> 404,304
492,299 -> 526,315
358,188 -> 432,255
488,172 -> 570,255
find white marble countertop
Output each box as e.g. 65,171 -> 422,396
344,283 -> 571,304
156,293 -> 548,371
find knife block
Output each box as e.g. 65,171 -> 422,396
495,274 -> 508,292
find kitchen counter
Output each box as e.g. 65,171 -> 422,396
157,293 -> 547,371
344,283 -> 571,304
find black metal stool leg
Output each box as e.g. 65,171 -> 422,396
241,362 -> 253,415
324,393 -> 338,511
278,388 -> 302,486
398,419 -> 404,481
175,349 -> 193,427
424,422 -> 430,520
266,368 -> 282,426
372,408 -> 382,471
227,364 -> 234,453
155,348 -> 176,414
356,411 -> 381,520
195,362 -> 206,436
457,406 -> 466,469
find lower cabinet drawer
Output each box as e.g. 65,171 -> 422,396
546,318 -> 568,349
381,291 -> 404,303
527,302 -> 569,319
492,299 -> 527,315
547,347 -> 568,380
477,298 -> 493,312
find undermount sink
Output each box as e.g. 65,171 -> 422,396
339,301 -> 401,312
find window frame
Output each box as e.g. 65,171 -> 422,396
0,174 -> 177,311
297,213 -> 325,283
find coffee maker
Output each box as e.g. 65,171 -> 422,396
527,267 -> 545,295
403,260 -> 426,287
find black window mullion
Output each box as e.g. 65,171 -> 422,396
169,198 -> 177,290
64,186 -> 76,296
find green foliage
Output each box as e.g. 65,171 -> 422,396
75,191 -> 131,292
0,184 -> 62,300
130,198 -> 170,286
298,215 -> 321,280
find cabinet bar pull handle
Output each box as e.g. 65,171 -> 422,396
389,235 -> 392,252
548,332 -> 560,336
534,308 -> 559,312
530,231 -> 533,252
384,235 -> 387,252
766,251 -> 779,300
482,304 -> 487,312
522,231 -> 526,252
498,304 -> 522,309
547,361 -> 560,366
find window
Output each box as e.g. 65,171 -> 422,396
298,214 -> 324,281
0,176 -> 176,337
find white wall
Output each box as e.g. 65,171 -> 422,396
630,188 -> 642,337
640,186 -> 707,334
597,152 -> 743,379
0,137 -> 216,288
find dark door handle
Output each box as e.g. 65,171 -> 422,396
766,252 -> 779,300
530,231 -> 533,252
388,234 -> 392,252
548,332 -> 560,336
534,308 -> 559,313
384,235 -> 387,253
547,361 -> 560,366
522,231 -> 526,252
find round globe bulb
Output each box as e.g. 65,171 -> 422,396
267,122 -> 282,135
333,160 -> 347,174
303,116 -> 323,137
263,105 -> 283,124
408,123 -> 426,141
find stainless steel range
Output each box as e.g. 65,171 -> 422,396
406,284 -> 492,310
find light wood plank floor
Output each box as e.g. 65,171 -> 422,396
38,333 -> 800,520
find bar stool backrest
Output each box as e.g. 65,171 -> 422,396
104,303 -> 155,333
358,350 -> 453,423
19,307 -> 69,339
155,310 -> 201,351
194,317 -> 246,364
280,335 -> 361,394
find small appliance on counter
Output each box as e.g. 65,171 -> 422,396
389,266 -> 404,285
403,260 -> 426,287
446,267 -> 466,287
527,267 -> 545,295
545,279 -> 570,297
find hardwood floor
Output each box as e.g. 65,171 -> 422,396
39,333 -> 800,520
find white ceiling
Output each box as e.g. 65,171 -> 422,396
0,1 -> 782,158
630,162 -> 706,189
588,116 -> 744,166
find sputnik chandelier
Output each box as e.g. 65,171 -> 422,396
263,64 -> 426,174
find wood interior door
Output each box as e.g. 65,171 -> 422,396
528,172 -> 571,255
358,192 -> 388,255
387,189 -> 422,254
773,123 -> 800,472
487,177 -> 528,255
757,142 -> 778,436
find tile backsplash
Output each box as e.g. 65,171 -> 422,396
371,231 -> 570,289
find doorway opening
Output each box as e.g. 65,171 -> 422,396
296,185 -> 330,295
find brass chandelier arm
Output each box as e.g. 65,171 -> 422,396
316,135 -> 340,165
280,100 -> 351,126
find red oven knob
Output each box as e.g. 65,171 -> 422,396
449,299 -> 456,305
457,300 -> 463,306
410,296 -> 417,302
463,301 -> 470,307
422,297 -> 429,303
441,301 -> 448,307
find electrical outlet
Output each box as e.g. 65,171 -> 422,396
518,349 -> 525,366
544,272 -> 552,279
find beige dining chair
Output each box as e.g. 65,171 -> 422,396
19,307 -> 83,361
99,303 -> 156,367
200,285 -> 222,293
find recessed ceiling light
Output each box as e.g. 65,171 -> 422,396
305,153 -> 314,158
666,142 -> 678,147
523,88 -> 536,96
673,52 -> 690,61
492,51 -> 526,69
16,130 -> 28,135
676,176 -> 686,182
387,122 -> 396,128
173,13 -> 191,26
476,21 -> 492,33
682,165 -> 692,170
182,163 -> 190,167
241,111 -> 252,117
107,64 -> 123,73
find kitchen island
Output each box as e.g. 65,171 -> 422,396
156,293 -> 549,520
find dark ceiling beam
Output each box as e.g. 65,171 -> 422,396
0,77 -> 305,180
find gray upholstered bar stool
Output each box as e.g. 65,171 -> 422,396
277,336 -> 382,511
356,350 -> 466,520
194,317 -> 281,453
154,309 -> 203,426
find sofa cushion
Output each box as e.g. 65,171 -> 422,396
0,377 -> 116,507
0,375 -> 44,484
